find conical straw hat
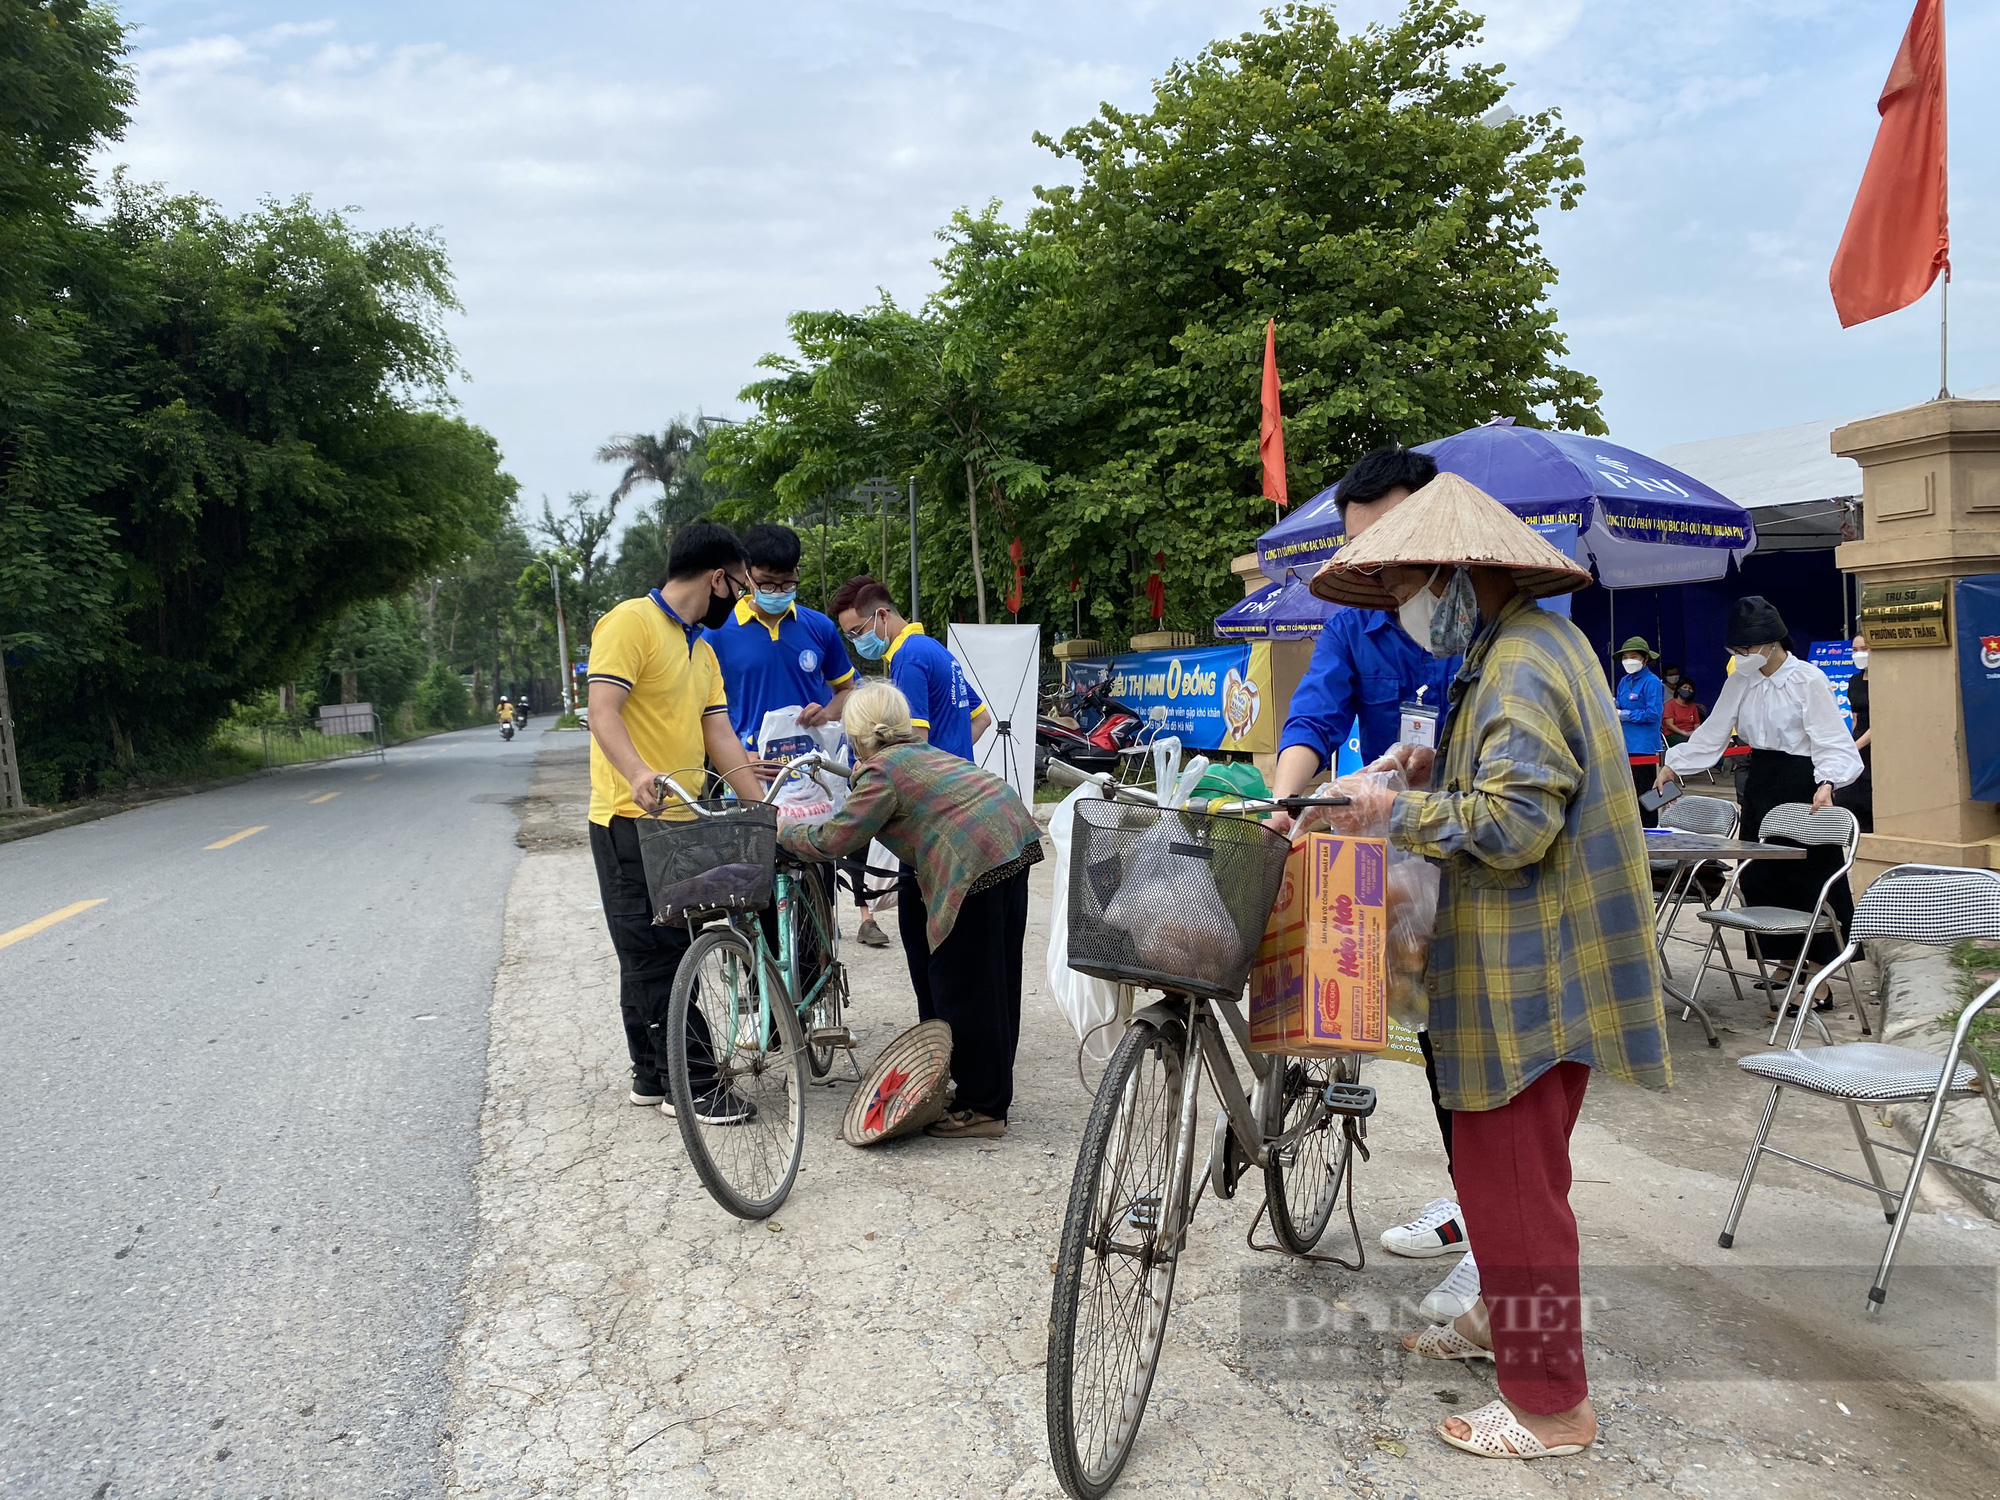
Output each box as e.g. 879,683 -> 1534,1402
842,1020 -> 953,1146
1307,471 -> 1593,609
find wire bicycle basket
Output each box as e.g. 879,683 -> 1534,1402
637,800 -> 780,925
1065,798 -> 1291,999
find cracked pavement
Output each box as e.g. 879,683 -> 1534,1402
444,733 -> 2000,1499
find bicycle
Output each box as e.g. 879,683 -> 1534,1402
1041,764 -> 1375,1500
637,751 -> 856,1221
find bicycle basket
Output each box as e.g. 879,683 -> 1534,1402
636,801 -> 779,924
1065,799 -> 1290,1000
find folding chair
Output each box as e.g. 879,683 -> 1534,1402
1717,864 -> 2000,1312
1684,803 -> 1864,1042
1652,795 -> 1739,977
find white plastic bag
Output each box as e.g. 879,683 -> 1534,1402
1101,813 -> 1246,995
758,706 -> 849,827
1048,783 -> 1127,1062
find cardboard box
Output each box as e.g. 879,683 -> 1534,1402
1248,831 -> 1388,1055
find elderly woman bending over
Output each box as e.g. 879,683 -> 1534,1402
777,682 -> 1042,1140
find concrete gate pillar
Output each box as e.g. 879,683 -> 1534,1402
1834,399 -> 2000,888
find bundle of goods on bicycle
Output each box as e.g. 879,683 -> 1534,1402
1249,760 -> 1439,1055
651,861 -> 770,921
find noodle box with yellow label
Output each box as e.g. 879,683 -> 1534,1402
1248,831 -> 1388,1056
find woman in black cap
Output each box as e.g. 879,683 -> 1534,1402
1654,597 -> 1864,1001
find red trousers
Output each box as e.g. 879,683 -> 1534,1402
1450,1061 -> 1590,1414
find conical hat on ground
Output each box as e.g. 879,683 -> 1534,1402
1308,471 -> 1593,610
842,1020 -> 953,1146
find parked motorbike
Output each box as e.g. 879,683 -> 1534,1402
1036,676 -> 1142,783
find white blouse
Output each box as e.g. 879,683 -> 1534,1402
1663,654 -> 1864,789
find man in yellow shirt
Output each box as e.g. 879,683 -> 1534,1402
587,523 -> 765,1122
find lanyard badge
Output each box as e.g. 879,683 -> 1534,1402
1398,686 -> 1439,751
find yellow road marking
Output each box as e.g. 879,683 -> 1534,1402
0,899 -> 107,953
205,825 -> 268,850
309,792 -> 339,805
363,773 -> 382,781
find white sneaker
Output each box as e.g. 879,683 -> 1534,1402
1379,1197 -> 1470,1259
1418,1251 -> 1481,1322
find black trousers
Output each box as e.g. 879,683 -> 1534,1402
1630,760 -> 1659,828
1417,1028 -> 1454,1174
896,867 -> 1030,1120
590,816 -> 716,1093
759,861 -> 837,994
1738,748 -> 1855,965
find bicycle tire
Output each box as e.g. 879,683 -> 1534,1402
1046,1013 -> 1198,1500
797,868 -> 844,1079
664,927 -> 807,1220
1262,1054 -> 1351,1254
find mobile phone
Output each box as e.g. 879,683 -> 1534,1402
1638,783 -> 1680,813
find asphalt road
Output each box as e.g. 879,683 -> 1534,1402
0,721 -> 545,1498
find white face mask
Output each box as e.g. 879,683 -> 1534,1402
1852,650 -> 1869,669
1622,658 -> 1644,674
1396,568 -> 1443,648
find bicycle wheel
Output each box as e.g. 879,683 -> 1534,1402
1046,1011 -> 1199,1500
1262,1054 -> 1351,1254
665,927 -> 807,1220
796,867 -> 846,1079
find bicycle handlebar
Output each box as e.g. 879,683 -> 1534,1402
649,749 -> 852,818
1043,759 -> 1349,816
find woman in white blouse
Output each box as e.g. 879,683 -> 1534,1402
1654,596 -> 1864,1001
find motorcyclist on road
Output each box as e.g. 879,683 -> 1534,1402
498,696 -> 516,725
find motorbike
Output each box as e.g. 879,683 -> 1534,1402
1036,675 -> 1143,783
499,717 -> 515,741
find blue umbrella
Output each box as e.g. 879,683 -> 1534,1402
1256,418 -> 1757,589
1214,572 -> 1340,638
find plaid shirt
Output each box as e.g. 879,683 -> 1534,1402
1390,593 -> 1669,1113
777,742 -> 1042,948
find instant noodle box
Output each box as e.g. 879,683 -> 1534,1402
1248,831 -> 1388,1055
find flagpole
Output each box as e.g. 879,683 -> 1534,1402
1938,270 -> 1952,400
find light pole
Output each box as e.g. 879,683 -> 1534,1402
549,560 -> 573,714
908,475 -> 920,624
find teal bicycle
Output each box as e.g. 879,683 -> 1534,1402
641,752 -> 856,1220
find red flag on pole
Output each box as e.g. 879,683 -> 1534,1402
1145,553 -> 1166,622
1829,0 -> 1948,328
1006,536 -> 1025,615
1259,319 -> 1289,509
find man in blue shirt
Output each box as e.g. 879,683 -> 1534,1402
706,524 -> 858,752
1614,635 -> 1665,827
1267,445 -> 1475,1326
828,575 -> 990,761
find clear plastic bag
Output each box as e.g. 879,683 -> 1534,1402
1100,813 -> 1247,995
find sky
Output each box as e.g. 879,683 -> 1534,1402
107,1 -> 1999,521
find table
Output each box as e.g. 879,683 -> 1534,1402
1644,829 -> 1805,1046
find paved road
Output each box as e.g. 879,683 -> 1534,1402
0,722 -> 545,1498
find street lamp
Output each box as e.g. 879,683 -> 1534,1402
548,559 -> 573,714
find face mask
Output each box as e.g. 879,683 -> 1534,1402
1679,689 -> 1695,701
1622,658 -> 1644,674
1396,569 -> 1442,651
753,588 -> 797,616
701,585 -> 736,630
852,617 -> 890,661
1852,651 -> 1869,669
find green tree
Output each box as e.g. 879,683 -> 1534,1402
318,596 -> 425,715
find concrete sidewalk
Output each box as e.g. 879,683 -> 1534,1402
443,738 -> 2000,1499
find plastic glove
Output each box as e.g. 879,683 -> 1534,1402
1299,771 -> 1400,838
1365,743 -> 1437,791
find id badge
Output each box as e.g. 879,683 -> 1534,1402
1398,701 -> 1439,750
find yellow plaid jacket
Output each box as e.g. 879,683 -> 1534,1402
1389,593 -> 1670,1113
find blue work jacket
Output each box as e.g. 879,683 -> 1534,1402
1615,666 -> 1665,758
1279,606 -> 1460,769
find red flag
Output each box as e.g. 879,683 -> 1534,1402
1830,0 -> 1948,328
1145,553 -> 1166,622
1259,319 -> 1289,508
1006,536 -> 1025,615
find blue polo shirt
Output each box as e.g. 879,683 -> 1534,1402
1279,605 -> 1460,768
706,597 -> 856,751
885,623 -> 984,762
1615,666 -> 1665,758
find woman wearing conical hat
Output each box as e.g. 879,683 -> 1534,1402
1308,472 -> 1668,1463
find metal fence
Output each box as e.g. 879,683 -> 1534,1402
259,721 -> 387,769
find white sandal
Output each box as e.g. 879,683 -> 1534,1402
1403,1322 -> 1494,1362
1438,1399 -> 1588,1459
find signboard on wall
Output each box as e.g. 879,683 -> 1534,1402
1955,575 -> 2000,803
1063,641 -> 1278,753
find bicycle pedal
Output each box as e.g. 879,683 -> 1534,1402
1320,1081 -> 1377,1118
810,1026 -> 857,1049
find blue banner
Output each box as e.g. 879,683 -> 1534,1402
1808,639 -> 1856,734
1064,642 -> 1265,752
1956,576 -> 2000,803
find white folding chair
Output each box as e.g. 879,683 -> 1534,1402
1651,795 -> 1739,977
1684,803 -> 1864,1041
1717,864 -> 2000,1312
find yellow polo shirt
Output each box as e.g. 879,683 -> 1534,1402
586,591 -> 729,824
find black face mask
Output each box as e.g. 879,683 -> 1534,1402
701,585 -> 735,630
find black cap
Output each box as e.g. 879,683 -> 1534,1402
1726,596 -> 1787,649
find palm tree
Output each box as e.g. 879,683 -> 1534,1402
596,422 -> 697,508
